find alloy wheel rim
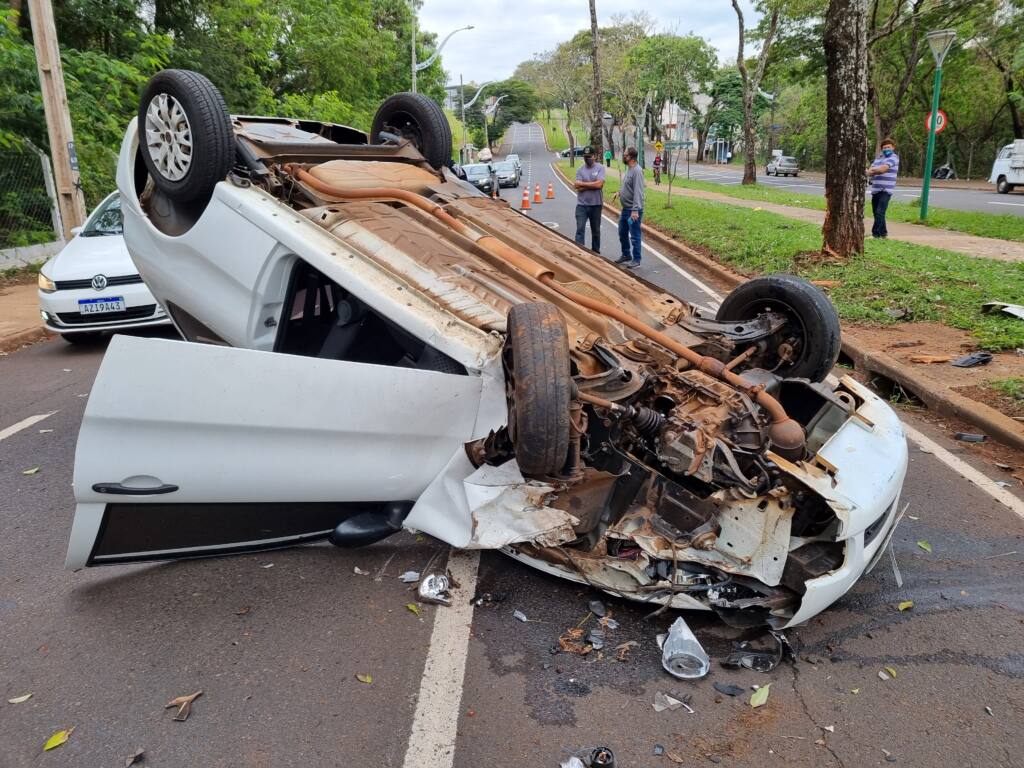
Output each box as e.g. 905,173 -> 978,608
144,93 -> 193,181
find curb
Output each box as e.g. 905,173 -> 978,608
0,326 -> 54,354
551,162 -> 1024,451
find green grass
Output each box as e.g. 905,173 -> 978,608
443,109 -> 465,162
536,110 -> 569,152
987,377 -> 1024,400
634,165 -> 1024,243
556,161 -> 1024,350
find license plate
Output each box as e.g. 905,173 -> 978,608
78,296 -> 125,314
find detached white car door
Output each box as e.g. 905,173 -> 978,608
67,335 -> 481,568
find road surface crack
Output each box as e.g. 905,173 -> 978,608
789,660 -> 847,768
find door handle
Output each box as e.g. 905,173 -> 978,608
92,482 -> 179,495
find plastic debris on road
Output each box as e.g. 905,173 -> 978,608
982,301 -> 1024,320
417,572 -> 451,605
721,630 -> 789,672
513,609 -> 529,622
589,746 -> 615,766
584,628 -> 605,651
588,599 -> 607,618
661,616 -> 710,679
713,682 -> 745,697
560,758 -> 587,768
400,570 -> 420,583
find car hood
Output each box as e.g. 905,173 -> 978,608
46,235 -> 134,281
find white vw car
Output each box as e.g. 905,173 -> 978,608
66,70 -> 907,629
37,192 -> 171,343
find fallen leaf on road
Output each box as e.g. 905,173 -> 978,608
355,673 -> 373,684
908,354 -> 953,364
405,603 -> 420,616
235,606 -> 251,616
885,665 -> 898,678
124,747 -> 145,766
811,279 -> 841,288
750,683 -> 771,708
667,751 -> 686,764
985,706 -> 994,716
38,429 -> 53,434
43,727 -> 74,751
165,690 -> 202,721
917,540 -> 932,553
353,566 -> 369,575
22,466 -> 40,475
8,693 -> 33,704
897,600 -> 914,611
559,627 -> 592,655
850,688 -> 860,694
614,640 -> 638,662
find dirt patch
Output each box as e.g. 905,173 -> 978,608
954,383 -> 1024,420
848,322 -> 1024,387
0,268 -> 38,289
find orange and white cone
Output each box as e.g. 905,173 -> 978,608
533,184 -> 542,204
520,188 -> 531,210
546,183 -> 555,199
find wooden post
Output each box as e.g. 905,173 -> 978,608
28,0 -> 86,240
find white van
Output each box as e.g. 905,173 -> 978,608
990,140 -> 1024,193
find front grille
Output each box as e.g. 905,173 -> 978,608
54,274 -> 144,291
56,304 -> 157,326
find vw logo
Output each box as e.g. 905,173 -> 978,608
91,274 -> 108,291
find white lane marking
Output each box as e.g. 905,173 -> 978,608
988,201 -> 1024,207
551,157 -> 1024,516
550,165 -> 722,305
902,423 -> 1024,520
0,412 -> 57,443
400,549 -> 480,768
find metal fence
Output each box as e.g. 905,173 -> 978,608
0,140 -> 61,252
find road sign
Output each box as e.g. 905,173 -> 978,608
664,141 -> 693,149
654,140 -> 664,152
926,109 -> 948,135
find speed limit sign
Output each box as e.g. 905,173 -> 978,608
926,109 -> 948,135
654,140 -> 664,152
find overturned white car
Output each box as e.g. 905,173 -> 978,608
67,70 -> 907,628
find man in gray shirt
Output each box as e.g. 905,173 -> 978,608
574,146 -> 606,253
614,146 -> 645,268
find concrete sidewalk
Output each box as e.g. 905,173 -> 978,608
0,282 -> 51,352
599,164 -> 1024,262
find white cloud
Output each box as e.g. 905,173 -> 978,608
418,0 -> 760,85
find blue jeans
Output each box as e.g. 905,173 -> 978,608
619,208 -> 643,261
871,191 -> 891,237
575,204 -> 602,253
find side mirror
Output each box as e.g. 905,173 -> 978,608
70,225 -> 84,236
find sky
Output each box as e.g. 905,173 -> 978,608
419,0 -> 760,85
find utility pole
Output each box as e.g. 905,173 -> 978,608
920,29 -> 956,221
410,4 -> 417,93
28,0 -> 85,239
460,74 -> 466,164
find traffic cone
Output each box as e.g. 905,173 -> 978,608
533,184 -> 542,204
520,188 -> 531,210
546,183 -> 555,199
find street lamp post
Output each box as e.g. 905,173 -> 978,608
459,79 -> 494,162
411,15 -> 473,94
482,94 -> 508,150
920,28 -> 956,221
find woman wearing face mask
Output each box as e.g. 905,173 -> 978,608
867,138 -> 899,239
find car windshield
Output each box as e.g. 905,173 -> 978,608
507,155 -> 520,162
495,162 -> 515,172
81,195 -> 123,237
464,165 -> 489,178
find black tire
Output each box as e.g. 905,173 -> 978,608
62,332 -> 102,345
997,176 -> 1011,194
716,274 -> 841,382
137,70 -> 234,204
371,92 -> 452,170
503,303 -> 572,476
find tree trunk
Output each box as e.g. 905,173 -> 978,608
588,0 -> 603,148
822,0 -> 868,259
731,0 -> 778,185
741,91 -> 757,184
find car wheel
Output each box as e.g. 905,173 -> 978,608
503,302 -> 572,476
137,69 -> 234,204
371,92 -> 452,170
997,176 -> 1010,194
61,332 -> 103,345
716,274 -> 841,383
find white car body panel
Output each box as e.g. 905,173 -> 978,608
67,335 -> 483,568
37,191 -> 170,335
989,141 -> 1024,186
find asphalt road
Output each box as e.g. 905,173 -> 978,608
598,129 -> 1024,217
2,128 -> 1023,767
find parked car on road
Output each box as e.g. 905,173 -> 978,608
494,160 -> 520,187
766,156 -> 800,176
506,153 -> 521,171
559,146 -> 587,158
990,141 -> 1024,194
66,70 -> 909,631
462,163 -> 494,193
36,192 -> 171,343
